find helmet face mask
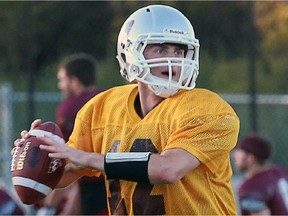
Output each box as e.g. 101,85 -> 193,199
116,5 -> 200,98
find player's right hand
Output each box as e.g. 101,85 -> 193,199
12,119 -> 42,154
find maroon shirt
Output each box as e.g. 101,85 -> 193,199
238,165 -> 288,215
56,88 -> 102,142
0,188 -> 24,215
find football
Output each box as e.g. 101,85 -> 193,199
11,121 -> 66,205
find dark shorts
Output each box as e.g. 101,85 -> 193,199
80,175 -> 108,215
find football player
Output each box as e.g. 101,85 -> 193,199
35,53 -> 107,215
0,182 -> 24,215
15,4 -> 240,215
233,133 -> 288,215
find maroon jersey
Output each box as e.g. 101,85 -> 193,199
238,165 -> 288,215
56,88 -> 102,141
0,188 -> 24,215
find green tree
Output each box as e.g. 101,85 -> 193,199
0,2 -> 113,89
253,2 -> 288,93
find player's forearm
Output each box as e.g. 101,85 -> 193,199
148,153 -> 182,184
56,171 -> 80,188
148,149 -> 200,184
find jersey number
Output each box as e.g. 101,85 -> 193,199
108,139 -> 165,215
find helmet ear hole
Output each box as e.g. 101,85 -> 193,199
136,42 -> 145,52
121,53 -> 126,63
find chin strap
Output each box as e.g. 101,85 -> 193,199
148,84 -> 179,98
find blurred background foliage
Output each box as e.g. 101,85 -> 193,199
0,1 -> 287,94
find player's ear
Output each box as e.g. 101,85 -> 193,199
70,76 -> 80,89
246,153 -> 256,165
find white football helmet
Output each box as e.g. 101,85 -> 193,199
116,4 -> 200,98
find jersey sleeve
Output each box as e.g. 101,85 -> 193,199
165,105 -> 240,173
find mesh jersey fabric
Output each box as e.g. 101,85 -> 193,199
67,84 -> 240,215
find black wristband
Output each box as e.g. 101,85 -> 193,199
104,152 -> 151,184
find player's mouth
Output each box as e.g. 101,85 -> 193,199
161,71 -> 176,77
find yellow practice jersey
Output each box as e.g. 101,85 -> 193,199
67,84 -> 240,215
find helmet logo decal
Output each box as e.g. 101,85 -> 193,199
164,28 -> 187,35
125,20 -> 135,34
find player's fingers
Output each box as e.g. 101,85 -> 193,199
14,139 -> 20,146
30,119 -> 42,130
39,136 -> 66,153
37,135 -> 58,146
39,143 -> 59,152
48,152 -> 68,160
14,138 -> 24,147
20,130 -> 29,139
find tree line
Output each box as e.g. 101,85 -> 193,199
0,1 -> 287,93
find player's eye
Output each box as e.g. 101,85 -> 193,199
155,48 -> 166,55
175,49 -> 185,57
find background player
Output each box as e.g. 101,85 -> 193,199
35,53 -> 107,215
0,180 -> 25,215
15,4 -> 240,215
233,133 -> 288,215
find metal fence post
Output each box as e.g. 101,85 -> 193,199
0,82 -> 14,187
